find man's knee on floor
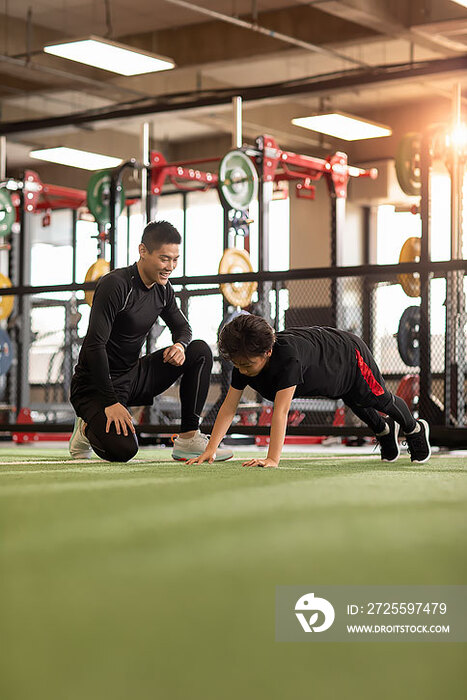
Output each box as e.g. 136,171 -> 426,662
88,429 -> 139,462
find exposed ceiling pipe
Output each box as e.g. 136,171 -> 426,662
1,54 -> 466,136
163,0 -> 370,68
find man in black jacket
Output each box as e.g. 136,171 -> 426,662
69,220 -> 232,463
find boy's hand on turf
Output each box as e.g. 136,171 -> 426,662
163,344 -> 186,366
242,457 -> 278,468
186,450 -> 216,465
104,403 -> 136,436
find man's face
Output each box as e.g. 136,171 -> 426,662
139,242 -> 180,285
231,353 -> 271,377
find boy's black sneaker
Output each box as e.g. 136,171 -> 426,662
376,417 -> 400,462
405,419 -> 431,463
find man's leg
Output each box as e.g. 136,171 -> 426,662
131,340 -> 233,461
85,411 -> 139,462
132,340 -> 213,432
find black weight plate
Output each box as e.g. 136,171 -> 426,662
397,305 -> 421,367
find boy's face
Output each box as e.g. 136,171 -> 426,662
138,242 -> 179,285
232,351 -> 271,377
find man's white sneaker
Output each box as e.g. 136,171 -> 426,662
69,416 -> 93,459
172,430 -> 233,462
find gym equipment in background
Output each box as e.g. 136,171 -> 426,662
84,259 -> 110,306
218,149 -> 258,211
218,248 -> 258,308
87,169 -> 125,227
0,273 -> 14,319
397,306 -> 421,367
398,236 -> 421,297
395,132 -> 422,196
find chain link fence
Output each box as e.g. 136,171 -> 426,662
1,264 -> 465,442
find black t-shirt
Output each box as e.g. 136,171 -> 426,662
73,263 -> 192,406
230,327 -> 358,401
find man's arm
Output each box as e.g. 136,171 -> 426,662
186,387 -> 243,464
81,276 -> 136,435
80,274 -> 125,406
243,386 -> 296,468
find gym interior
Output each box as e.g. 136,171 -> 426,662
1,2 -> 466,699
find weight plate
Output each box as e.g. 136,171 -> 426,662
398,236 -> 421,297
0,189 -> 15,237
397,306 -> 420,367
0,328 -> 13,375
218,150 -> 258,210
0,272 -> 14,319
84,259 -> 110,306
87,170 -> 125,227
218,248 -> 257,308
395,132 -> 422,196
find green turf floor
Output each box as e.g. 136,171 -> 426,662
1,448 -> 466,700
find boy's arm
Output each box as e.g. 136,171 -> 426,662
186,387 -> 243,464
243,386 -> 296,468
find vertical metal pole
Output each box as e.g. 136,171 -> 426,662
16,190 -> 31,412
362,206 -> 373,347
0,136 -> 6,180
71,209 -> 77,284
126,203 -> 131,265
419,133 -> 433,421
330,195 -> 337,327
141,122 -> 151,226
7,189 -> 19,419
180,192 -> 189,319
232,96 -> 242,149
452,85 -> 466,424
256,136 -> 272,320
335,195 -> 346,329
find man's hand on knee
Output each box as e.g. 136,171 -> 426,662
104,403 -> 136,436
163,343 -> 186,366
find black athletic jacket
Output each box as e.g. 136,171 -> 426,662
73,263 -> 192,406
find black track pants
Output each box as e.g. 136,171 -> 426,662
75,339 -> 213,462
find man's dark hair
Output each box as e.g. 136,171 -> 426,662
141,220 -> 181,252
219,314 -> 275,360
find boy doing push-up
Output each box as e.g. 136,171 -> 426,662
187,315 -> 431,468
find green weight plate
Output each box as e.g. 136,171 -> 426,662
218,150 -> 258,210
87,170 -> 125,226
395,132 -> 422,196
0,188 -> 15,237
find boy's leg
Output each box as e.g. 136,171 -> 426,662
345,335 -> 430,462
376,393 -> 417,434
343,398 -> 400,462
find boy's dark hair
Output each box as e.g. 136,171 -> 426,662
219,314 -> 275,360
141,220 -> 181,252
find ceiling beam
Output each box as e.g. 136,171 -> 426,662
1,54 -> 466,136
315,0 -> 466,54
119,3 -> 378,68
